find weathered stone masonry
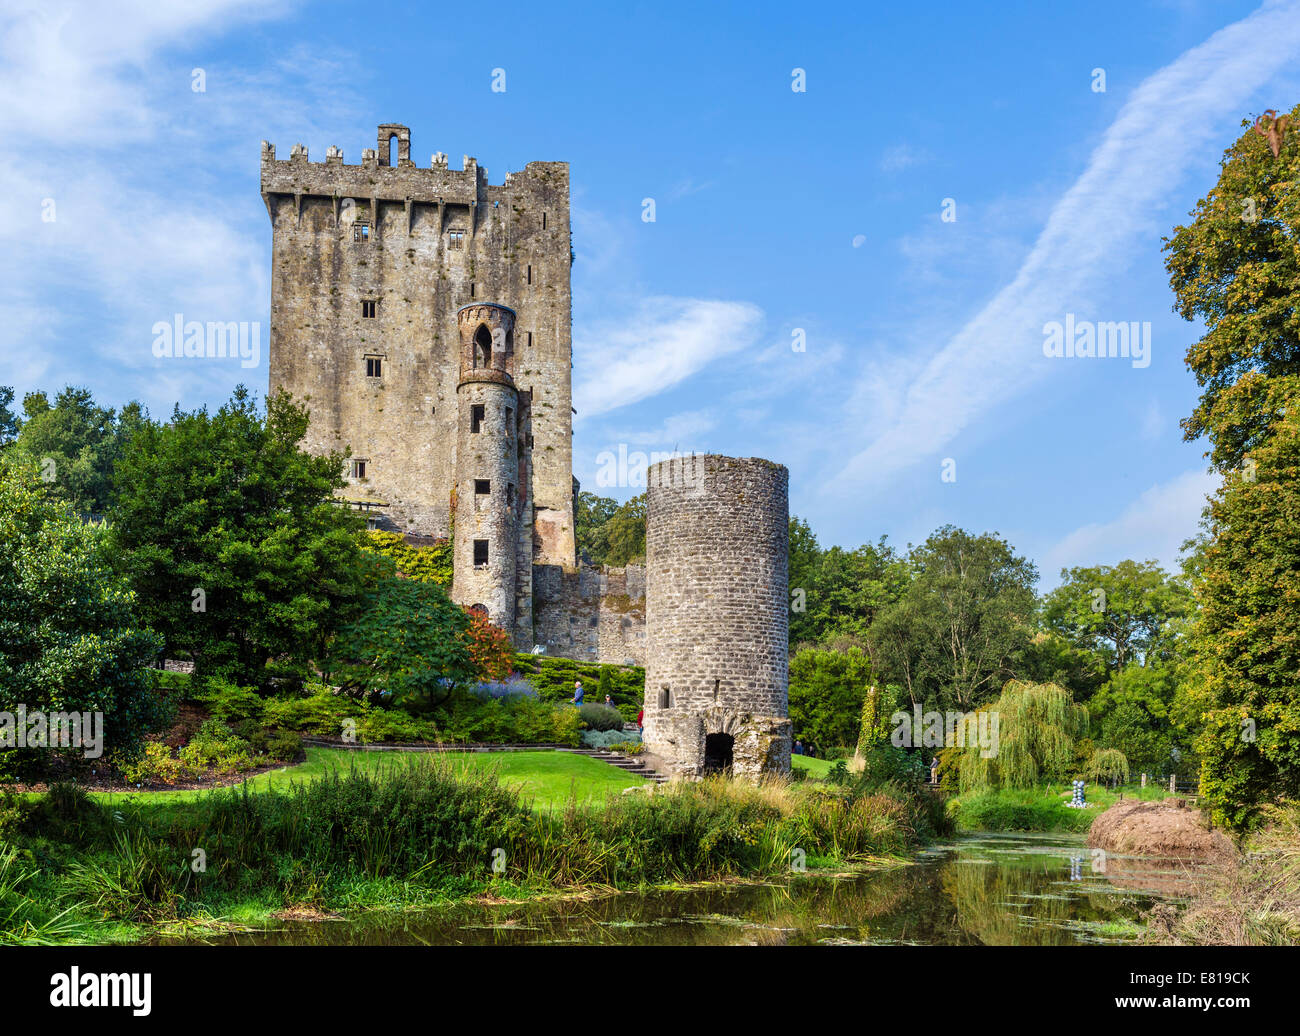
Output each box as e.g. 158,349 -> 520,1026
261,124 -> 576,648
641,455 -> 792,780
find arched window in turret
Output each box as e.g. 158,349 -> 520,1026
474,324 -> 492,369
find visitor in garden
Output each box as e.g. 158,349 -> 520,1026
637,708 -> 644,735
793,740 -> 804,756
930,756 -> 940,784
572,680 -> 584,705
604,694 -> 615,709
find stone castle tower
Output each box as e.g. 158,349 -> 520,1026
260,123 -> 577,646
642,455 -> 793,780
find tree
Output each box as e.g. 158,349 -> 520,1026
0,457 -> 165,777
1090,661 -> 1183,774
575,491 -> 619,563
0,386 -> 19,448
1164,104 -> 1300,473
788,645 -> 873,756
1191,402 -> 1300,828
1042,560 -> 1190,674
870,527 -> 1038,711
325,576 -> 477,709
11,385 -> 146,515
797,538 -> 909,646
602,494 -> 646,566
108,388 -> 372,690
955,681 -> 1089,792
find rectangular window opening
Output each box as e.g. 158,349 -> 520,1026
448,230 -> 465,250
470,404 -> 485,433
473,540 -> 489,566
361,300 -> 377,318
526,265 -> 532,285
365,356 -> 382,378
353,223 -> 370,242
351,459 -> 367,479
474,479 -> 490,495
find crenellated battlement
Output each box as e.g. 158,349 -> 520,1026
260,125 -> 567,207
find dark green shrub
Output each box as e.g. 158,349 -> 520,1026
578,704 -> 624,732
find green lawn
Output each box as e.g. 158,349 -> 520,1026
792,755 -> 836,778
84,747 -> 650,812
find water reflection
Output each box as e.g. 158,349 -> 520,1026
177,833 -> 1183,946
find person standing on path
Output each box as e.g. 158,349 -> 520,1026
572,680 -> 584,706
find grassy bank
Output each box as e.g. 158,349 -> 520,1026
1,753 -> 945,945
947,782 -> 1174,833
70,748 -> 648,810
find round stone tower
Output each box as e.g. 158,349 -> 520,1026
451,303 -> 519,633
642,454 -> 792,781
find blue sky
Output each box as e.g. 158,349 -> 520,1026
4,0 -> 1300,587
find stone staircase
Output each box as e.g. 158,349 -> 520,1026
561,747 -> 670,784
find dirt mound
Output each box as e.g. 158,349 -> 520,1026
1088,799 -> 1235,862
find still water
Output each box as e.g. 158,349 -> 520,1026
198,833 -> 1187,946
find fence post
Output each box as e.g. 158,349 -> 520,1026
1140,773 -> 1147,788
1169,773 -> 1176,794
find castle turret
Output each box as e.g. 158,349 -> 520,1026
451,303 -> 519,633
642,455 -> 792,780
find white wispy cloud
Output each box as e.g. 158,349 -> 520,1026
573,297 -> 764,419
879,142 -> 930,173
1039,468 -> 1217,579
841,0 -> 1300,489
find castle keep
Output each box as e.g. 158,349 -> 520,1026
261,124 -> 583,648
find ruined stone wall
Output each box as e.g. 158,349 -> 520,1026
531,564 -> 646,665
261,127 -> 575,566
642,455 -> 792,780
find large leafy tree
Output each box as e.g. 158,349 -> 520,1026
0,457 -> 165,777
108,387 -> 371,690
787,645 -> 873,756
325,576 -> 477,709
870,527 -> 1038,711
1042,560 -> 1190,674
1191,404 -> 1300,827
573,491 -> 645,566
1164,104 -> 1300,472
795,538 -> 909,647
11,386 -> 147,515
1165,107 -> 1300,828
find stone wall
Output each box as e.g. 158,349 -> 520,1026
531,564 -> 646,665
641,455 -> 792,781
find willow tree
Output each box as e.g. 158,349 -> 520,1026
957,680 -> 1089,793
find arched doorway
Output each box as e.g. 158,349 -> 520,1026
703,733 -> 734,774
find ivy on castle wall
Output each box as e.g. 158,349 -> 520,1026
364,529 -> 453,587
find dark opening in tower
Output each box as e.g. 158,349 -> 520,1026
474,324 -> 492,368
703,733 -> 734,774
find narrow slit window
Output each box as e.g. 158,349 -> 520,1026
473,540 -> 489,566
506,484 -> 515,509
526,265 -> 532,285
526,332 -> 533,348
470,404 -> 485,433
361,300 -> 377,318
474,479 -> 490,495
542,211 -> 547,230
658,687 -> 671,709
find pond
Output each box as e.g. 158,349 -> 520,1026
182,832 -> 1193,946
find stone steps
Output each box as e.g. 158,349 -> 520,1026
560,747 -> 670,784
